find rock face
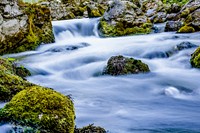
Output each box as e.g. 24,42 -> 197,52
0,0 -> 55,55
0,86 -> 75,133
99,0 -> 152,36
190,46 -> 200,68
104,55 -> 150,76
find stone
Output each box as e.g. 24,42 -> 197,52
2,19 -> 20,35
165,21 -> 183,32
104,55 -> 150,76
0,14 -> 3,25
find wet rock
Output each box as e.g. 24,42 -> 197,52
47,43 -> 90,52
144,41 -> 197,59
2,19 -> 20,35
190,46 -> 200,68
104,55 -> 150,76
153,12 -> 167,23
165,21 -> 183,32
0,86 -> 75,133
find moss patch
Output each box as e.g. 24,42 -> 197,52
190,47 -> 200,68
0,57 -> 33,101
0,86 -> 75,133
177,25 -> 195,33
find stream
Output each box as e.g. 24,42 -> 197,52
2,18 -> 200,133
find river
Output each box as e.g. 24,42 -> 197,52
2,18 -> 200,133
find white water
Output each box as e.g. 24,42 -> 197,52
2,18 -> 200,132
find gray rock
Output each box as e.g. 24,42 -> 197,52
0,14 -> 3,25
3,2 -> 23,18
2,19 -> 20,35
165,21 -> 183,32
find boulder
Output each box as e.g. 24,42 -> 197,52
165,21 -> 183,31
75,124 -> 106,133
104,55 -> 150,76
99,0 -> 152,36
190,46 -> 200,68
0,0 -> 55,55
0,86 -> 75,133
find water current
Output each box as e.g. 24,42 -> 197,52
1,18 -> 200,133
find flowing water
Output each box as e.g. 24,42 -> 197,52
2,18 -> 200,133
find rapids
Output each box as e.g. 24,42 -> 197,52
2,18 -> 200,132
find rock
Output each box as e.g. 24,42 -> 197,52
0,1 -> 55,55
2,19 -> 20,35
0,57 -> 33,101
165,21 -> 183,32
190,46 -> 200,68
143,41 -> 197,59
174,0 -> 200,33
99,0 -> 152,36
153,12 -> 167,23
0,86 -> 75,133
75,124 -> 106,133
104,55 -> 150,76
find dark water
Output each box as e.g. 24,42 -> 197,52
2,18 -> 200,133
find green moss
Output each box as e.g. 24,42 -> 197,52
177,25 -> 195,33
180,8 -> 190,18
75,124 -> 106,133
99,20 -> 152,37
162,0 -> 189,6
104,55 -> 150,76
0,86 -> 75,133
190,47 -> 200,68
0,57 -> 32,101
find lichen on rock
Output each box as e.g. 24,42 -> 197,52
104,55 -> 150,76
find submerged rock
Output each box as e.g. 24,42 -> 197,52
0,86 -> 75,133
144,41 -> 197,59
104,55 -> 150,76
190,46 -> 200,68
0,1 -> 55,55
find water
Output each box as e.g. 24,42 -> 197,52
2,18 -> 200,132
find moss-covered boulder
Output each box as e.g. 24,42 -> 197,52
0,0 -> 55,55
0,86 -> 75,133
104,55 -> 150,76
75,124 -> 106,133
0,57 -> 33,101
99,0 -> 152,37
190,47 -> 200,68
177,25 -> 195,33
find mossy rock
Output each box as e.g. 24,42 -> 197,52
190,47 -> 200,68
0,57 -> 32,101
75,124 -> 106,133
104,55 -> 150,76
177,25 -> 195,33
99,20 -> 152,37
162,0 -> 189,6
0,86 -> 75,133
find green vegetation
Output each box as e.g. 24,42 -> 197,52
162,0 -> 189,6
0,57 -> 32,101
177,25 -> 195,33
0,86 -> 75,133
190,47 -> 200,68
